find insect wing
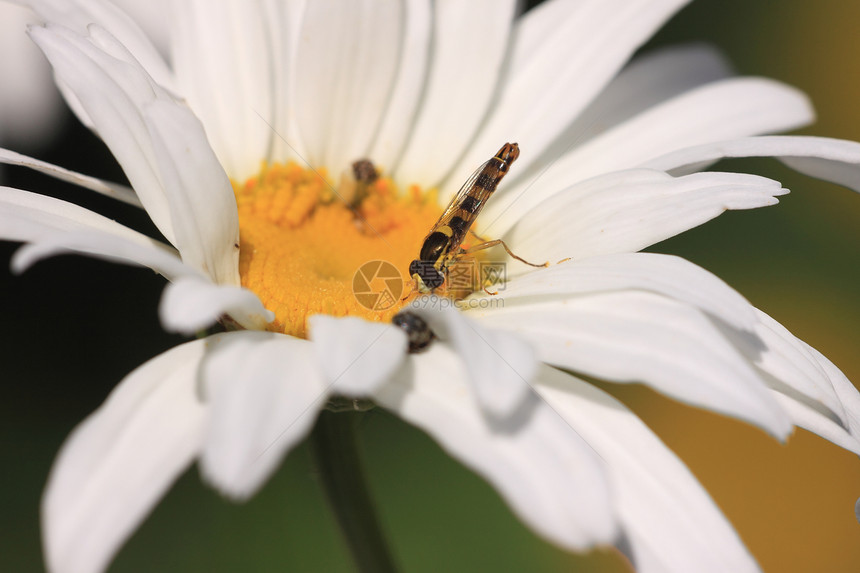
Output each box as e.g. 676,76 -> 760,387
436,159 -> 492,225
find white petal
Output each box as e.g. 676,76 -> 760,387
367,0 -> 432,171
171,0 -> 273,180
199,332 -> 328,499
0,188 -> 182,278
0,147 -> 140,206
293,0 -> 403,173
403,295 -> 536,419
308,315 -> 407,396
1,184 -> 204,284
493,169 -> 785,259
112,0 -> 169,55
472,290 -> 792,439
510,43 -> 733,188
729,310 -> 848,426
260,0 -> 307,164
160,276 -> 273,334
717,308 -> 860,454
11,229 -> 192,280
802,342 -> 860,442
535,366 -> 760,573
644,135 -> 860,193
28,24 -> 178,245
143,99 -> 240,285
20,0 -> 175,94
42,338 -> 208,573
485,77 -> 811,226
394,0 -> 516,187
373,345 -> 616,550
0,185 -> 152,243
55,75 -> 96,132
547,76 -> 812,190
0,4 -> 64,143
467,252 -> 757,332
449,0 -> 692,196
772,394 -> 860,456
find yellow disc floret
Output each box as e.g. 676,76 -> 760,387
233,162 -> 440,338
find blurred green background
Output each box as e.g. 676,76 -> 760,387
1,1 -> 859,571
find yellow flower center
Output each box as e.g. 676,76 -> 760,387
233,162 -> 442,337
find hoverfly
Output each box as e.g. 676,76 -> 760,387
408,142 -> 547,293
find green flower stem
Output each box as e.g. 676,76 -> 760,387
310,410 -> 399,573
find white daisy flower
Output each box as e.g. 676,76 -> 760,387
2,1 -> 860,573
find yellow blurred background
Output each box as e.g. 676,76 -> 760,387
0,1 -> 858,572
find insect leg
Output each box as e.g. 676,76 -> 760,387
460,239 -> 548,268
400,278 -> 418,301
469,229 -> 490,243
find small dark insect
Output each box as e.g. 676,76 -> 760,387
346,158 -> 379,207
392,310 -> 436,354
408,142 -> 547,293
352,159 -> 379,186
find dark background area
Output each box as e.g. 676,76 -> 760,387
2,1 -> 859,571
